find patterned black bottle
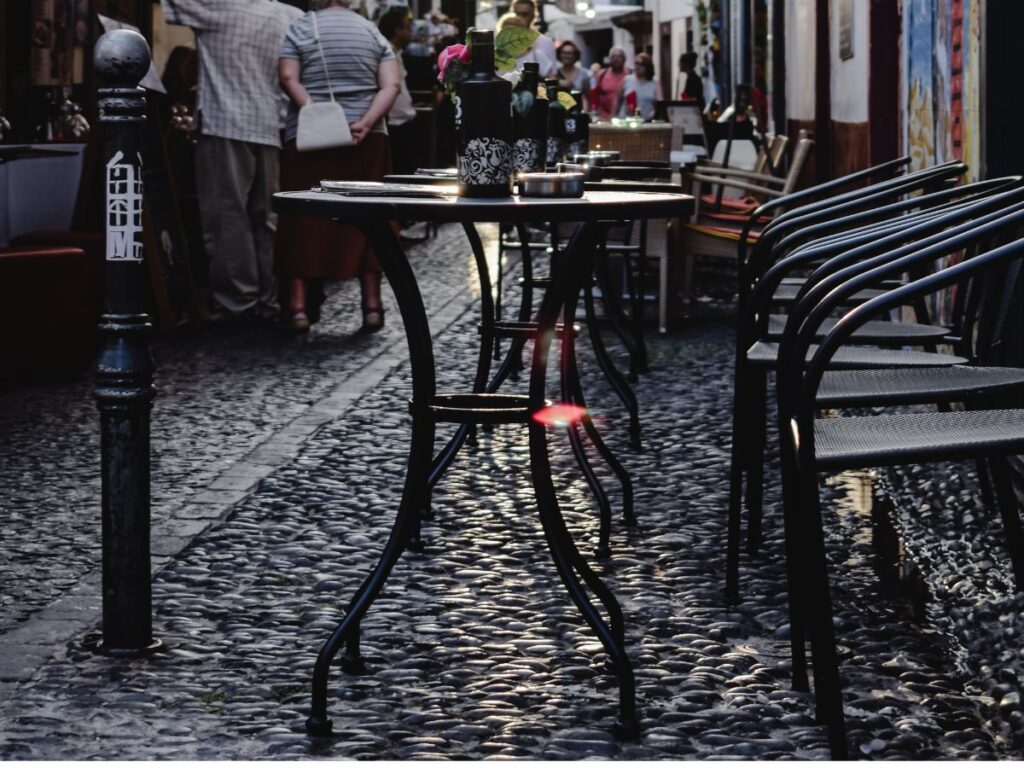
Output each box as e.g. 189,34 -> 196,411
512,62 -> 548,174
456,30 -> 513,197
566,90 -> 590,158
545,79 -> 568,166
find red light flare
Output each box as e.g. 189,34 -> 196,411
532,403 -> 588,428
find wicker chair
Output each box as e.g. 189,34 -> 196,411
678,137 -> 815,300
776,204 -> 1024,759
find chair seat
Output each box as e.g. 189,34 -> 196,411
815,409 -> 1024,470
767,314 -> 949,344
816,365 -> 1024,407
700,193 -> 760,213
747,341 -> 967,369
682,222 -> 758,245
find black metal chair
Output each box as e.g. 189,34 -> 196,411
725,169 -> 998,588
730,180 -> 1024,564
775,207 -> 1024,758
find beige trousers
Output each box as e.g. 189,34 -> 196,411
195,135 -> 279,315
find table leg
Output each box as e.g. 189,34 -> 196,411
584,266 -> 642,451
595,233 -> 643,384
565,307 -> 637,529
484,222 -> 536,393
306,220 -> 437,738
424,222 -> 496,506
529,220 -> 639,739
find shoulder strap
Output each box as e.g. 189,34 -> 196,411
311,11 -> 337,104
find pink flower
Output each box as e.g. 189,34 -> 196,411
437,43 -> 470,82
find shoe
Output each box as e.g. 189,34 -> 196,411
361,304 -> 385,332
247,303 -> 280,323
281,309 -> 311,332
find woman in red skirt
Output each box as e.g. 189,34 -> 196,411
277,0 -> 401,331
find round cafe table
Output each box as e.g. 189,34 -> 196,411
273,187 -> 693,741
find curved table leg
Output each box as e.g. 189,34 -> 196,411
565,317 -> 637,528
307,220 -> 437,737
595,232 -> 642,384
423,222 -> 496,506
488,222 -> 534,392
584,268 -> 642,451
530,220 -> 638,739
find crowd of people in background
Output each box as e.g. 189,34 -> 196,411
158,0 -> 707,334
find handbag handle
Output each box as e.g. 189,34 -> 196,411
311,11 -> 337,105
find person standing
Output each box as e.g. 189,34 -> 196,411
160,0 -> 302,322
676,51 -> 705,110
616,52 -> 662,120
379,9 -> 418,175
555,40 -> 589,93
511,0 -> 558,78
591,47 -> 629,120
497,12 -> 555,76
276,0 -> 400,332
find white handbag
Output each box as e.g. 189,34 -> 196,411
296,11 -> 353,152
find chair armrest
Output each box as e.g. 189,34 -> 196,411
688,173 -> 785,199
690,165 -> 786,185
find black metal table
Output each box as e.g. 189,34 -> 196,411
272,187 -> 692,741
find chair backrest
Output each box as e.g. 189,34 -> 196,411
735,156 -> 914,267
782,204 -> 1024,425
780,137 -> 814,195
753,186 -> 1023,326
744,162 -> 968,282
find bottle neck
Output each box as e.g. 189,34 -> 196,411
470,42 -> 496,76
521,70 -> 539,94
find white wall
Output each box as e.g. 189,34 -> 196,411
830,0 -> 868,122
786,0 -> 816,121
648,0 -> 697,98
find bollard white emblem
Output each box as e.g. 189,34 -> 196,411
105,150 -> 144,262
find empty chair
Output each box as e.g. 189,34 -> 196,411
774,208 -> 1024,758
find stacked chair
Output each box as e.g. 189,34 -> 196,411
723,161 -> 1024,757
677,135 -> 815,300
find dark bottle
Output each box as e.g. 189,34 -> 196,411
545,78 -> 568,166
566,89 -> 590,158
456,30 -> 513,197
512,62 -> 548,174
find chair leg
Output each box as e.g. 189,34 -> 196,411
987,456 -> 1024,591
745,369 -> 769,556
725,358 -> 751,601
777,417 -> 809,692
798,466 -> 849,760
976,457 -> 997,518
659,251 -> 669,335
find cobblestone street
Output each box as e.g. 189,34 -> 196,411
1,224 -> 1023,759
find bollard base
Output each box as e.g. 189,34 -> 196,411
306,714 -> 333,737
84,633 -> 163,658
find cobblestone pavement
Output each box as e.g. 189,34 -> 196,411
0,224 -> 1022,758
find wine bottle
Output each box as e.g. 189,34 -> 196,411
545,78 -> 568,166
512,62 -> 548,174
566,89 -> 590,158
456,30 -> 513,197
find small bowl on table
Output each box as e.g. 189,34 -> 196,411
518,172 -> 586,198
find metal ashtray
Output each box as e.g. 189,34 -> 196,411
557,162 -> 603,181
518,172 -> 586,198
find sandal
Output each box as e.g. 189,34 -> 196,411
362,304 -> 385,332
281,309 -> 311,332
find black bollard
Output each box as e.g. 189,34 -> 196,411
92,29 -> 161,657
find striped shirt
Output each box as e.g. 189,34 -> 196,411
280,9 -> 395,143
161,0 -> 302,147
